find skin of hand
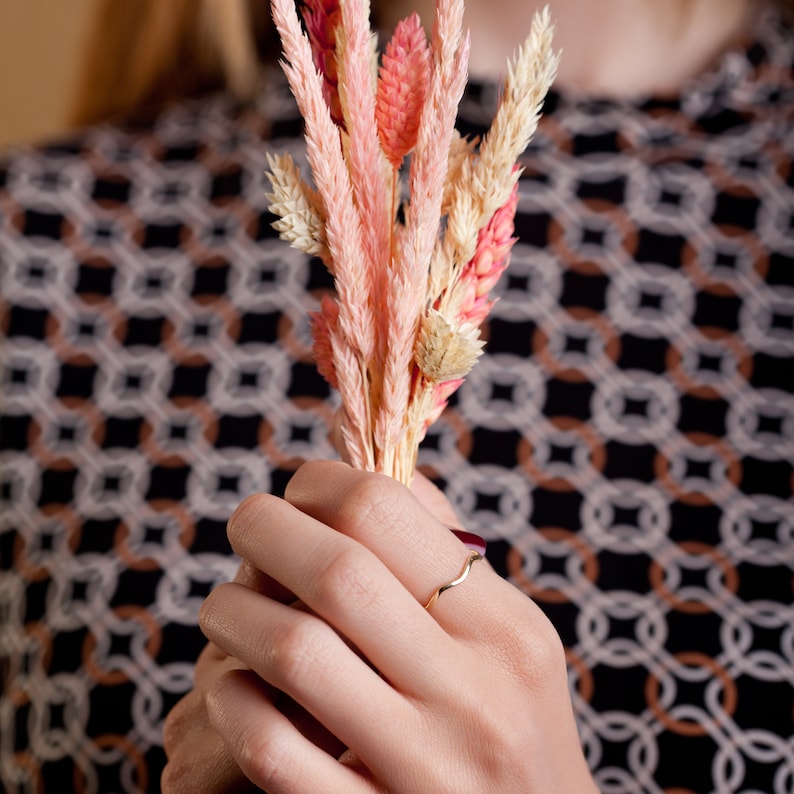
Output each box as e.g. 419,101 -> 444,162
162,461 -> 597,793
161,559 -> 287,794
161,469 -> 459,793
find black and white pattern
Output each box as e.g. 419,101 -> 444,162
1,7 -> 793,793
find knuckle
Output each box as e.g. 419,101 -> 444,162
159,761 -> 180,793
286,458 -> 334,492
237,724 -> 296,791
336,472 -> 406,538
492,620 -> 567,700
160,758 -> 193,794
523,618 -> 566,679
161,731 -> 220,794
264,614 -> 334,689
310,542 -> 382,611
491,587 -> 567,684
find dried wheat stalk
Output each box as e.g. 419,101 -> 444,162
267,0 -> 558,484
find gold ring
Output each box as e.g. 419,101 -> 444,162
424,550 -> 483,610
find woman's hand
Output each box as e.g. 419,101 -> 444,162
160,468 -> 457,793
160,468 -> 454,793
164,460 -> 596,793
161,560 -> 270,794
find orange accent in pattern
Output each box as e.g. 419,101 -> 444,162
649,541 -> 739,615
646,651 -> 738,737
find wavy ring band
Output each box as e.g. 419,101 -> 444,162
424,550 -> 483,610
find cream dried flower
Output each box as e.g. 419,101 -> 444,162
415,309 -> 485,382
265,152 -> 329,262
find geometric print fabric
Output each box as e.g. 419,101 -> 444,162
2,5 -> 794,793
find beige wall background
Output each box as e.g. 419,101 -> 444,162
0,0 -> 100,149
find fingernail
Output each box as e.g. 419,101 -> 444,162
450,528 -> 487,556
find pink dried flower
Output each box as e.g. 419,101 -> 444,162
427,377 -> 464,426
376,14 -> 431,169
456,179 -> 519,326
300,0 -> 344,126
403,0 -> 470,286
330,326 -> 375,471
374,268 -> 426,455
419,181 -> 519,429
336,0 -> 392,285
271,0 -> 375,362
309,295 -> 340,388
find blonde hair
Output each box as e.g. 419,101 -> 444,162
69,0 -> 273,127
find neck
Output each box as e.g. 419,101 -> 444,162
380,0 -> 753,97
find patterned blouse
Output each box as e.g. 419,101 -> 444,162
1,5 -> 792,793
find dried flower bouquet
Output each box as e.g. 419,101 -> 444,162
266,0 -> 558,485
